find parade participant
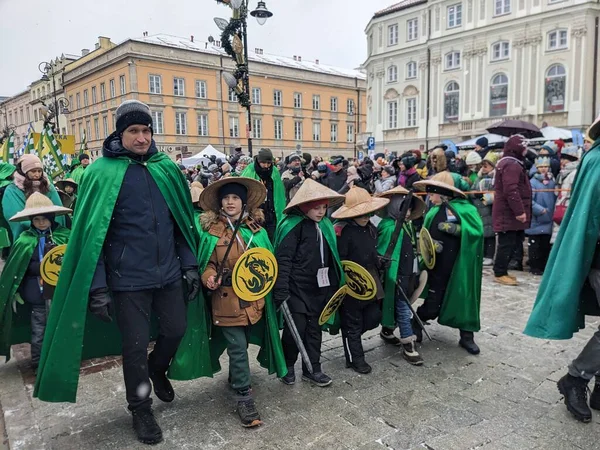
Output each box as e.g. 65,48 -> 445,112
2,154 -> 65,243
55,178 -> 78,210
376,185 -> 427,365
70,154 -> 90,184
190,182 -> 204,230
524,115 -> 600,424
184,177 -> 286,427
412,173 -> 484,354
273,179 -> 345,387
0,163 -> 16,252
0,193 -> 71,368
281,153 -> 305,201
33,100 -> 206,446
241,148 -> 285,240
331,186 -> 388,373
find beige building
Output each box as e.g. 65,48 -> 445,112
0,89 -> 32,150
61,33 -> 366,160
364,0 -> 600,153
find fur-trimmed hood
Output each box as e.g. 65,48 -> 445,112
200,208 -> 265,232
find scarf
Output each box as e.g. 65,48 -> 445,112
12,171 -> 47,193
398,167 -> 417,187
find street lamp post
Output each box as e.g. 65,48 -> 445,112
214,0 -> 273,157
39,61 -> 70,134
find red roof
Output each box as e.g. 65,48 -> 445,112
373,0 -> 428,18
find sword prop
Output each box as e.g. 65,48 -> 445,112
395,281 -> 433,341
280,297 -> 314,375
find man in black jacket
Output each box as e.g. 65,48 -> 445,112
323,157 -> 348,192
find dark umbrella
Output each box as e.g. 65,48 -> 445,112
486,120 -> 543,139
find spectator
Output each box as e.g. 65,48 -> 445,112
474,137 -> 490,159
397,152 -> 420,189
470,152 -> 499,266
281,154 -> 305,201
322,157 -> 348,193
374,166 -> 396,194
551,146 -> 580,243
465,151 -> 482,185
412,150 -> 428,179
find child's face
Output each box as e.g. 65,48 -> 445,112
32,216 -> 51,231
305,204 -> 327,222
429,193 -> 443,205
65,185 -> 74,194
481,162 -> 493,174
538,166 -> 550,175
353,215 -> 370,227
221,194 -> 243,218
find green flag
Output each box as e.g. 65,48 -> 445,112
24,126 -> 36,155
1,131 -> 15,163
79,129 -> 87,154
41,126 -> 65,179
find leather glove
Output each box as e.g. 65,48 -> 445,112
438,222 -> 462,236
89,288 -> 112,323
433,239 -> 444,254
377,256 -> 391,271
183,269 -> 201,302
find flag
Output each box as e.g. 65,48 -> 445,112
41,126 -> 65,179
79,129 -> 87,154
23,124 -> 36,156
1,131 -> 15,163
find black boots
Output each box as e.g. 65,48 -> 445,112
235,389 -> 262,428
459,330 -> 480,355
411,318 -> 423,343
132,408 -> 163,445
346,359 -> 372,374
590,378 -> 600,411
557,374 -> 592,423
302,371 -> 333,387
149,361 -> 175,403
400,336 -> 424,366
280,366 -> 295,385
30,308 -> 47,370
380,327 -> 401,345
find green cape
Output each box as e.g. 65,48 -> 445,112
169,223 -> 287,380
70,165 -> 86,184
0,163 -> 15,188
240,165 -> 286,227
34,151 -> 211,403
274,214 -> 345,334
0,226 -> 70,361
524,139 -> 600,340
422,199 -> 483,331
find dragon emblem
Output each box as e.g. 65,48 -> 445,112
241,255 -> 275,294
344,268 -> 374,298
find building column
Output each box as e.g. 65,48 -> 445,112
572,27 -> 587,103
419,61 -> 428,120
476,50 -> 485,114
528,37 -> 541,108
431,57 -> 441,118
514,40 -> 525,110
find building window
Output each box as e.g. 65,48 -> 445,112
175,112 -> 187,135
34,110 -> 38,122
103,116 -> 109,137
252,87 -> 261,105
195,80 -> 207,99
26,107 -> 30,122
347,99 -> 355,115
406,98 -> 417,127
294,92 -> 302,108
174,78 -> 185,97
330,123 -> 338,142
149,75 -> 162,94
387,101 -> 398,129
69,95 -> 73,109
20,108 -> 24,124
93,118 -> 100,139
83,89 -> 89,107
544,64 -> 566,112
313,122 -> 321,141
494,0 -> 511,15
274,119 -> 283,140
119,75 -> 126,95
229,116 -> 239,137
387,65 -> 398,83
91,86 -> 97,104
198,114 -> 209,136
447,4 -> 463,28
252,118 -> 262,138
331,97 -> 338,112
273,90 -> 282,106
229,89 -> 237,102
388,24 -> 399,46
444,81 -> 460,122
407,19 -> 418,41
86,121 -> 92,141
313,95 -> 320,110
491,41 -> 510,61
109,79 -> 116,98
490,73 -> 509,117
76,93 -> 81,109
548,29 -> 568,50
151,111 -> 164,134
294,121 -> 303,140
100,83 -> 106,101
445,51 -> 461,70
346,124 -> 354,143
406,62 -> 417,79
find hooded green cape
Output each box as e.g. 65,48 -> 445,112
240,164 -> 286,227
0,164 -> 15,189
169,223 -> 287,380
70,165 -> 86,184
0,226 -> 70,361
33,152 -> 212,403
273,214 -> 345,334
524,140 -> 600,340
0,164 -> 16,248
422,198 -> 483,331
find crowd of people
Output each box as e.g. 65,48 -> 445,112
0,98 -> 599,445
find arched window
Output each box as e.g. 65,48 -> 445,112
406,61 -> 417,79
490,73 -> 508,117
444,81 -> 460,122
387,65 -> 398,83
544,64 -> 566,112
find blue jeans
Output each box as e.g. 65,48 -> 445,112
395,296 -> 414,339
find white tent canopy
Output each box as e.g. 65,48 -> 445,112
531,126 -> 572,141
181,155 -> 210,168
456,133 -> 508,148
198,144 -> 227,160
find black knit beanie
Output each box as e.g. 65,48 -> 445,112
115,100 -> 154,135
218,182 -> 248,206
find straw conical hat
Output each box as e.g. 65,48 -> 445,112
199,177 -> 266,212
588,113 -> 600,142
376,185 -> 427,220
331,186 -> 389,219
191,181 -> 203,189
283,178 -> 345,214
190,186 -> 204,203
413,176 -> 466,199
55,178 -> 78,191
10,192 -> 72,222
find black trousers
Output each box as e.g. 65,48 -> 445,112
484,236 -> 496,260
282,312 -> 323,375
528,234 -> 552,272
340,297 -> 381,365
494,230 -> 525,276
416,265 -> 452,323
114,280 -> 187,411
30,305 -> 47,366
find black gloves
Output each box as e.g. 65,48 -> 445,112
377,256 -> 391,271
89,288 -> 112,323
183,269 -> 201,302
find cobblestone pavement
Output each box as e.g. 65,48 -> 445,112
2,269 -> 600,450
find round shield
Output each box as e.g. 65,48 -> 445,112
318,285 -> 348,326
232,247 -> 278,302
40,244 -> 67,286
419,227 -> 436,270
341,260 -> 377,301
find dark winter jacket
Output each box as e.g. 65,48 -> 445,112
526,176 -> 557,236
336,221 -> 379,271
470,171 -> 495,239
91,137 -> 197,293
19,227 -> 59,307
323,169 -> 348,193
492,147 -> 532,233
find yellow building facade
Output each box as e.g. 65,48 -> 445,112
62,34 -> 366,160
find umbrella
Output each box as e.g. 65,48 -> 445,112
456,133 -> 508,149
486,119 -> 543,139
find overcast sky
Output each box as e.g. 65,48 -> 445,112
0,0 -> 394,97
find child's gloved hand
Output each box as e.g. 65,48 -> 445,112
438,222 -> 462,236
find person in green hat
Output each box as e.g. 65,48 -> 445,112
0,163 -> 16,252
70,154 -> 90,184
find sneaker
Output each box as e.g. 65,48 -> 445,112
557,374 -> 592,423
346,360 -> 372,374
380,328 -> 401,345
280,366 -> 295,385
236,396 -> 262,428
401,340 -> 424,366
132,408 -> 163,445
302,371 -> 333,387
589,378 -> 600,411
149,369 -> 175,403
459,331 -> 480,355
482,258 -> 494,266
494,275 -> 518,286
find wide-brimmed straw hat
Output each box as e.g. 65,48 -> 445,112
413,173 -> 467,199
283,178 -> 345,214
10,192 -> 72,222
588,114 -> 600,142
190,186 -> 204,203
331,186 -> 389,219
55,178 -> 78,192
376,185 -> 427,220
199,177 -> 266,212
